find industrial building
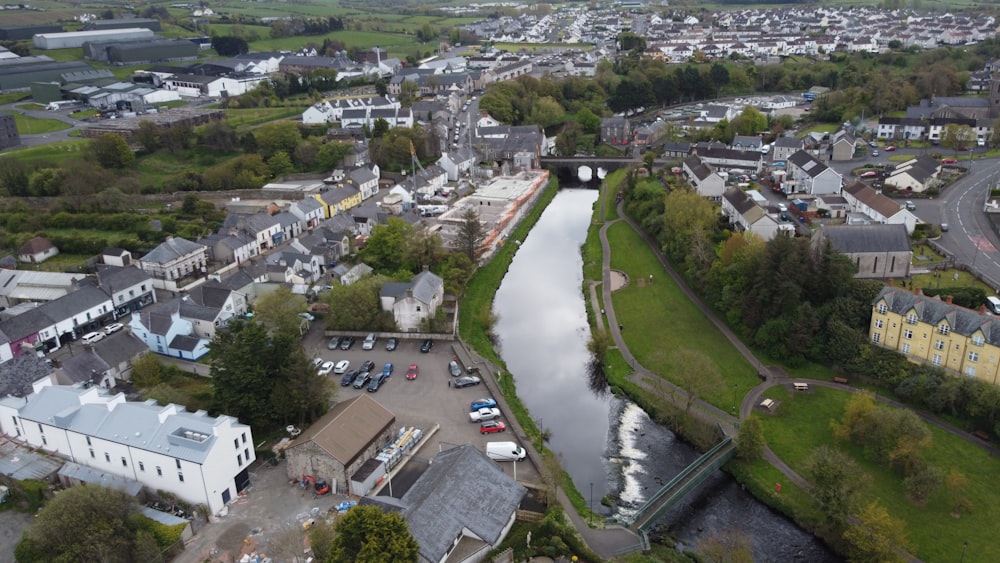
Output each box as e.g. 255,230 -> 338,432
0,57 -> 94,92
83,18 -> 162,32
0,24 -> 62,41
80,108 -> 224,139
83,38 -> 198,65
33,28 -> 155,50
0,113 -> 20,150
65,80 -> 180,110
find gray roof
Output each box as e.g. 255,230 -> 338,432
243,212 -> 280,234
57,347 -> 111,385
292,197 -> 323,214
187,285 -> 232,310
0,353 -> 53,398
722,188 -> 756,215
818,224 -> 911,253
683,154 -> 714,181
96,265 -> 151,294
401,445 -> 526,562
133,300 -> 179,336
37,285 -> 112,321
92,332 -> 148,369
141,237 -> 206,265
0,306 -> 55,341
788,150 -> 830,178
774,136 -> 803,149
875,286 -> 1000,345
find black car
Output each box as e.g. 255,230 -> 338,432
420,339 -> 433,353
360,360 -> 376,373
454,376 -> 481,388
340,336 -> 356,350
385,337 -> 398,351
352,371 -> 372,389
367,373 -> 388,392
340,369 -> 359,387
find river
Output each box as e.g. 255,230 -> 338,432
492,187 -> 839,561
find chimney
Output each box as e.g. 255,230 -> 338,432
946,295 -> 953,304
915,287 -> 923,296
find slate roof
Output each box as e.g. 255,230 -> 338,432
683,154 -> 714,181
0,353 -> 53,397
243,212 -> 280,234
818,224 -> 911,253
92,332 -> 148,369
169,334 -> 202,352
141,237 -> 206,265
788,150 -> 831,177
37,285 -> 111,321
662,141 -> 692,154
133,300 -> 179,336
774,136 -> 803,149
0,306 -> 53,341
95,265 -> 150,294
18,237 -> 54,255
723,188 -> 758,215
843,182 -> 903,219
694,146 -> 763,164
401,445 -> 526,563
292,197 -> 323,214
287,395 -> 394,464
57,347 -> 110,385
875,286 -> 1000,344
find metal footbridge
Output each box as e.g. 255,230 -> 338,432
626,436 -> 736,534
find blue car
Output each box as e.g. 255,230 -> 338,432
381,362 -> 393,378
471,398 -> 497,411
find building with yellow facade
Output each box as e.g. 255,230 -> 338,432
871,285 -> 1000,386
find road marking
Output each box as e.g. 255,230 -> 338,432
970,235 -> 997,253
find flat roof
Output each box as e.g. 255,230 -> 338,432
474,170 -> 547,201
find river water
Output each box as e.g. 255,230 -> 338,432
493,187 -> 840,561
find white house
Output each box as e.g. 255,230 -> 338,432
130,300 -> 211,360
379,270 -> 444,332
438,148 -> 475,181
682,155 -> 726,199
721,188 -> 785,241
289,197 -> 325,231
842,181 -> 919,234
346,164 -> 380,200
0,382 -> 254,516
786,150 -> 843,195
139,237 -> 209,288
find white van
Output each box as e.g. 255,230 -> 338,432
486,441 -> 526,462
81,332 -> 105,345
986,296 -> 1000,315
362,333 -> 377,350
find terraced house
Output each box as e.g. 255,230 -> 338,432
870,285 -> 1000,386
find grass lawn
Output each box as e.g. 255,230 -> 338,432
223,107 -> 309,130
910,268 -> 993,294
0,92 -> 29,105
607,221 -> 757,410
799,123 -> 837,136
758,385 -> 1000,562
15,103 -> 45,111
16,254 -> 93,273
0,139 -> 88,163
250,30 -> 417,53
2,110 -> 72,135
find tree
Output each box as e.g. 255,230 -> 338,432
671,349 -> 724,419
804,445 -> 868,524
942,123 -> 975,155
371,117 -> 390,138
87,133 -> 135,169
362,217 -> 414,272
576,107 -> 600,134
130,352 -> 165,387
456,207 -> 487,262
253,286 -> 308,336
555,120 -> 582,156
326,505 -> 419,563
15,485 -> 167,563
903,463 -> 943,504
135,120 -> 161,152
842,501 -> 909,563
325,276 -> 394,331
267,150 -> 294,177
945,469 -> 972,516
735,416 -> 765,462
255,121 -> 303,160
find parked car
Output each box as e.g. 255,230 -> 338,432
380,363 -> 394,378
353,371 -> 372,389
454,376 -> 481,388
405,364 -> 419,380
340,336 -> 356,350
360,360 -> 376,373
312,357 -> 324,369
367,373 -> 388,392
298,312 -> 315,322
941,222 -> 950,232
385,337 -> 398,351
480,420 -> 506,434
885,145 -> 897,151
868,140 -> 877,147
469,407 -> 501,422
327,336 -> 341,350
81,331 -> 105,345
448,360 -> 462,377
362,333 -> 377,350
942,158 -> 958,164
471,398 -> 498,411
871,150 -> 879,157
103,322 -> 124,335
905,201 -> 916,211
340,370 -> 359,387
420,339 -> 434,353
317,361 -> 335,376
860,171 -> 878,178
333,360 -> 350,375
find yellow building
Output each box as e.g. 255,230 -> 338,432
313,185 -> 362,219
871,285 -> 1000,386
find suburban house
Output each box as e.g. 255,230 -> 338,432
884,155 -> 942,193
438,148 -> 476,181
842,182 -> 919,234
721,188 -> 786,241
877,117 -> 928,141
682,154 -> 726,199
289,197 -> 325,231
813,224 -> 912,279
0,382 -> 254,516
283,394 -> 396,495
60,333 -> 148,384
183,282 -> 248,334
772,136 -> 803,163
315,185 -> 363,218
331,263 -> 373,286
690,146 -> 763,174
17,237 -> 59,264
786,150 -> 843,195
870,285 -> 1000,386
265,249 -> 323,288
662,141 -> 692,158
389,445 -> 526,563
731,135 -> 763,152
129,299 -> 211,360
379,270 -> 445,332
138,237 -> 209,289
829,128 -> 857,161
600,116 -> 631,146
346,164 -> 380,201
95,265 -> 157,320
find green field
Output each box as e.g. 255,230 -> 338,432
2,110 -> 73,135
607,221 -> 758,410
758,386 -> 1000,562
0,139 -> 87,163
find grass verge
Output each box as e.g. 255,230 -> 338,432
2,110 -> 73,135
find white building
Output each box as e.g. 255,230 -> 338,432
0,382 -> 254,515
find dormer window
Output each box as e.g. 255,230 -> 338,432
939,324 -> 950,336
877,303 -> 888,314
907,314 -> 918,325
973,335 -> 985,347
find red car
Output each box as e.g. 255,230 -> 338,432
942,158 -> 957,164
480,420 -> 506,435
885,146 -> 897,151
859,171 -> 878,178
405,364 -> 419,380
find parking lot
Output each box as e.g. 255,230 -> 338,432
302,326 -> 539,487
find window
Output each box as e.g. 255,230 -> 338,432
874,319 -> 884,328
237,454 -> 242,466
903,329 -> 913,340
156,466 -> 162,477
932,354 -> 942,366
104,452 -> 111,463
178,472 -> 184,483
877,303 -> 887,314
86,436 -> 92,446
89,448 -> 95,458
969,351 -> 979,363
37,423 -> 43,433
872,333 -> 881,343
242,433 -> 247,444
121,457 -> 127,467
973,335 -> 985,347
234,438 -> 239,450
902,343 -> 911,354
244,448 -> 250,461
41,435 -> 47,446
907,314 -> 918,324
939,325 -> 950,335
176,459 -> 181,469
965,366 -> 976,377
935,340 -> 945,350
139,461 -> 145,472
